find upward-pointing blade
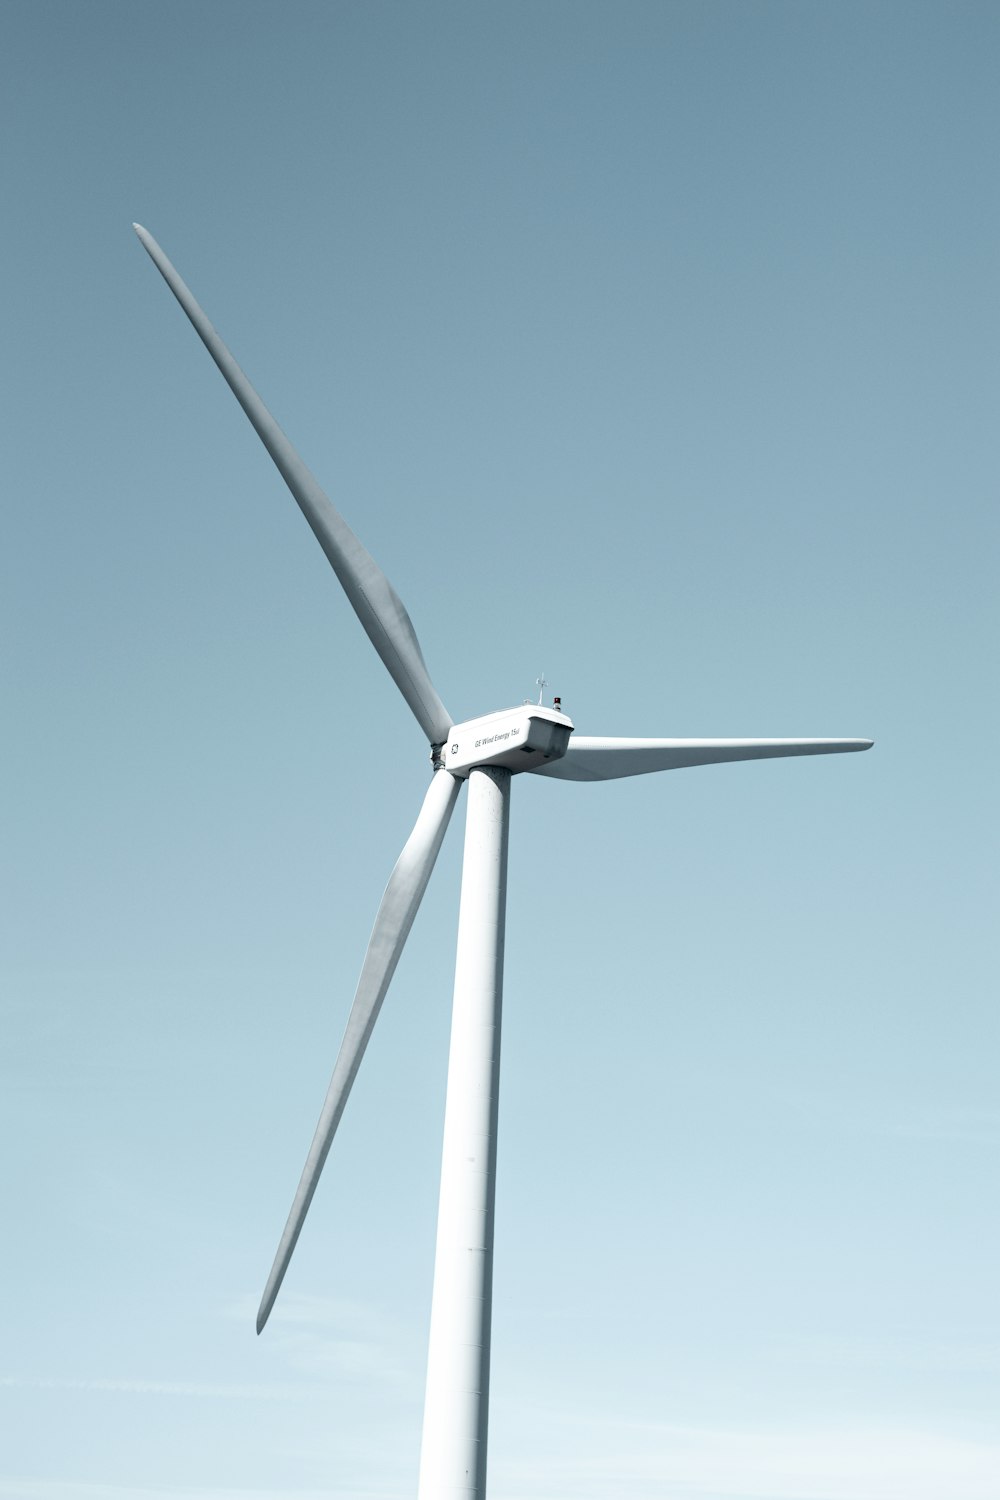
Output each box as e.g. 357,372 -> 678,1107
133,224 -> 452,748
256,769 -> 461,1334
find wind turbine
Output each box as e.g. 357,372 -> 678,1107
134,224 -> 872,1500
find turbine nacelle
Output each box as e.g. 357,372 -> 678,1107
445,704 -> 574,778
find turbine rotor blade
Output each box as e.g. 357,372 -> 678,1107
531,737 -> 874,782
133,224 -> 452,747
257,769 -> 462,1333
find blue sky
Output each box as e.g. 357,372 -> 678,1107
3,3 -> 998,1497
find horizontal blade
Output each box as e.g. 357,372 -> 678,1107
257,770 -> 462,1333
530,736 -> 874,782
133,224 -> 452,747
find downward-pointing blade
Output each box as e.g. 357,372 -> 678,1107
132,224 -> 452,748
531,737 -> 874,781
257,770 -> 462,1334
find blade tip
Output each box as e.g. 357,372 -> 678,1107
256,1277 -> 279,1334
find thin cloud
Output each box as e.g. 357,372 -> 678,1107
884,1104 -> 1000,1146
0,1485 -> 347,1500
225,1292 -> 415,1386
493,1418 -> 1000,1500
0,1374 -> 319,1401
779,1092 -> 1000,1148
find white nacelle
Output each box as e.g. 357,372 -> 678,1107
444,705 -> 574,778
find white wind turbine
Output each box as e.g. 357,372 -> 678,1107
135,224 -> 872,1500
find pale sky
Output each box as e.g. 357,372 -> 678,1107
3,3 -> 998,1498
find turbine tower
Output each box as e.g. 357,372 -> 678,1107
134,224 -> 872,1499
